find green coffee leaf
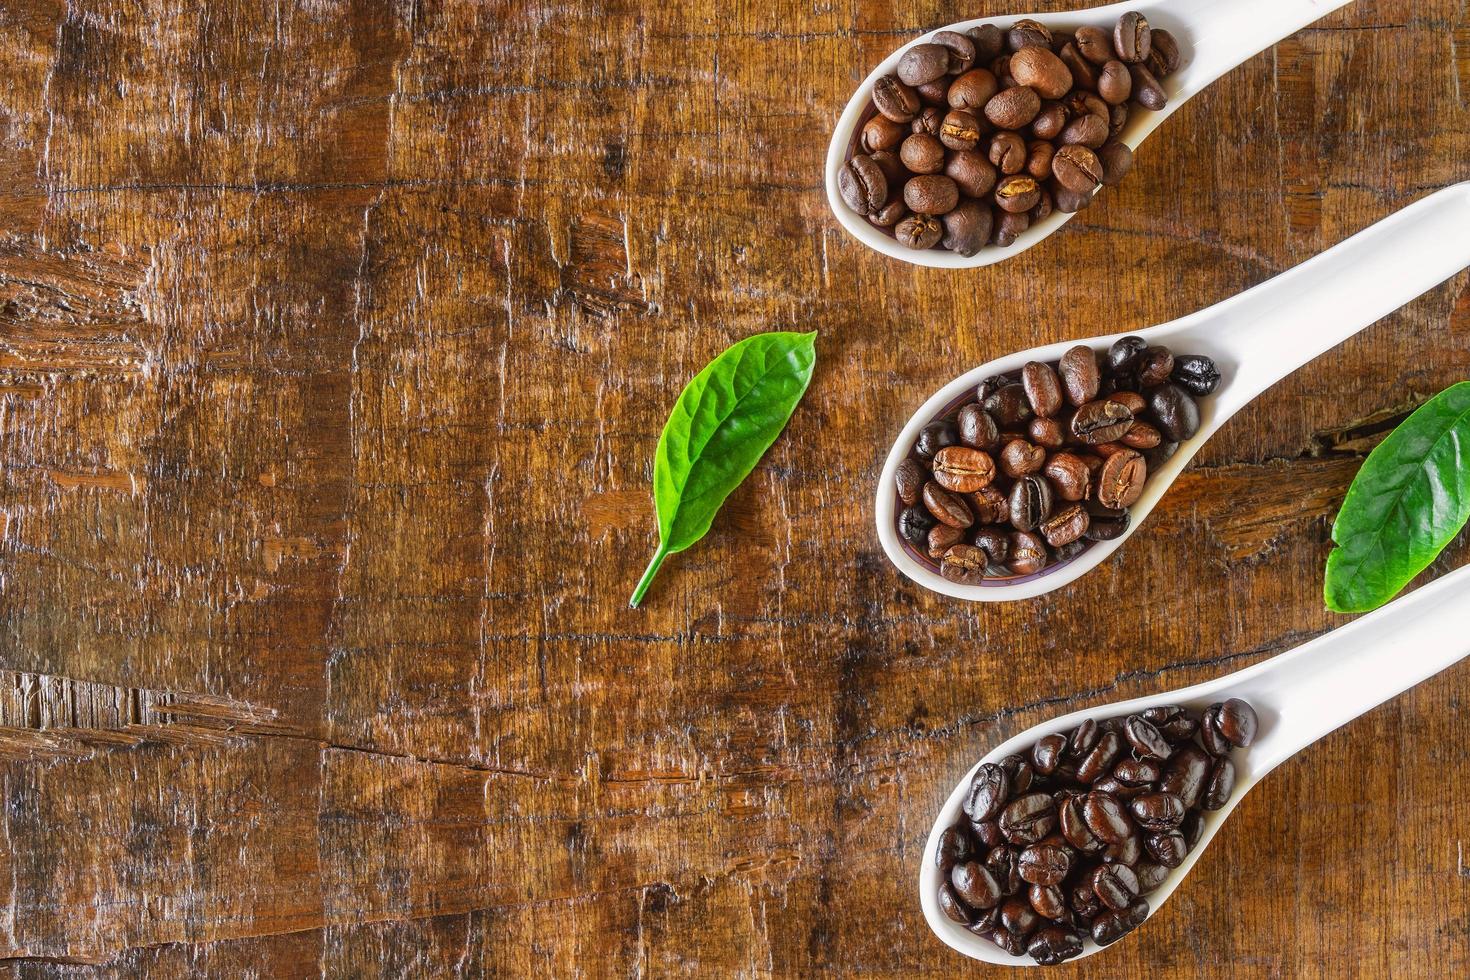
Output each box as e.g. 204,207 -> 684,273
629,331 -> 817,608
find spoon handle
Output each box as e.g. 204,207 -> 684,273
1218,564 -> 1470,774
1199,182 -> 1470,421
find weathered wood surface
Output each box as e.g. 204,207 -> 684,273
0,0 -> 1468,975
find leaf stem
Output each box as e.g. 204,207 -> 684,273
629,545 -> 670,608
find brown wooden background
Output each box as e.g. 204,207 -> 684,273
0,0 -> 1468,975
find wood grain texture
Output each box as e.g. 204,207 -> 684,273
1,0 -> 1468,975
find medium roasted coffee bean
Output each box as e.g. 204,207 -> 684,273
996,174 -> 1041,213
994,209 -> 1031,247
1077,733 -> 1124,785
1059,345 -> 1101,405
1083,513 -> 1129,540
949,68 -> 999,110
941,199 -> 993,256
1000,439 -> 1046,478
932,30 -> 977,73
1057,41 -> 1098,92
924,481 -> 975,528
991,54 -> 1016,88
939,883 -> 973,924
1032,733 -> 1066,775
898,43 -> 952,86
1065,89 -> 1110,123
895,214 -> 942,249
1136,346 -> 1175,387
937,824 -> 973,870
1044,452 -> 1091,501
1022,361 -> 1063,417
1027,925 -> 1082,965
957,404 -> 1001,450
972,486 -> 1010,525
1113,757 -> 1161,786
911,105 -> 943,136
1130,791 -> 1186,832
1008,530 -> 1048,574
1028,885 -> 1068,923
867,196 -> 907,228
985,86 -> 1042,129
1218,698 -> 1258,746
899,133 -> 945,173
941,543 -> 988,583
1096,448 -> 1146,509
946,149 -> 999,197
1129,63 -> 1167,109
1060,112 -> 1109,148
916,419 -> 959,458
1121,421 -> 1162,450
969,23 -> 1005,61
1145,831 -> 1187,869
899,498 -> 939,545
988,131 -> 1027,174
1203,757 -> 1235,810
1114,12 -> 1152,63
1123,715 -> 1171,760
838,155 -> 887,214
1071,398 -> 1134,444
1018,844 -> 1072,886
1052,144 -> 1103,194
984,382 -> 1033,427
1171,353 -> 1221,396
1000,896 -> 1042,937
1008,18 -> 1053,51
1075,25 -> 1113,65
940,109 -> 984,150
1010,45 -> 1072,99
862,114 -> 906,152
904,174 -> 959,215
1098,60 -> 1132,104
1134,861 -> 1169,894
953,860 -> 1004,909
1159,744 -> 1210,808
1108,390 -> 1146,414
1031,101 -> 1068,140
1082,788 -> 1133,844
1028,415 -> 1064,449
1040,503 -> 1089,547
1008,475 -> 1053,532
928,523 -> 964,559
1051,183 -> 1093,212
916,78 -> 951,107
1000,792 -> 1057,845
873,74 -> 920,122
972,526 -> 1010,566
895,458 -> 924,505
1025,140 -> 1055,181
1151,382 -> 1204,441
1148,28 -> 1181,76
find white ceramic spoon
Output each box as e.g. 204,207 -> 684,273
921,561 -> 1470,965
826,0 -> 1354,268
876,181 -> 1470,602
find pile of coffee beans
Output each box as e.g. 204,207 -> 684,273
936,698 -> 1258,964
894,338 -> 1220,582
839,13 -> 1182,254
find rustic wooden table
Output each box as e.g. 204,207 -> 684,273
1,0 -> 1468,975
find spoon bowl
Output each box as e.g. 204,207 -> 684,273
826,0 -> 1355,268
921,562 -> 1470,964
877,181 -> 1470,601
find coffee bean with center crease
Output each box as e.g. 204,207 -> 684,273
1041,503 -> 1089,547
1059,795 -> 1105,853
1052,144 -> 1103,194
1149,383 -> 1200,440
1130,791 -> 1186,832
1008,475 -> 1053,532
898,505 -> 935,548
1032,733 -> 1066,775
1123,715 -> 1171,760
1098,60 -> 1132,104
1008,18 -> 1053,51
1084,512 -> 1129,540
1217,698 -> 1258,746
1027,926 -> 1082,965
1073,25 -> 1112,64
1082,789 -> 1133,844
1021,361 -> 1063,417
927,524 -> 963,559
895,214 -> 942,249
1000,792 -> 1058,845
1159,743 -> 1210,808
1077,732 -> 1123,784
994,211 -> 1030,247
1199,704 -> 1233,757
1137,347 -> 1175,387
1000,439 -> 1045,478
942,544 -> 989,584
936,824 -> 972,871
1148,28 -> 1181,76
924,481 -> 974,528
1113,758 -> 1161,786
957,403 -> 1001,450
972,487 -> 1009,525
941,109 -> 983,150
1018,844 -> 1072,886
895,458 -> 924,505
964,763 -> 1011,821
838,155 -> 887,214
1203,757 -> 1235,810
972,526 -> 1010,566
1145,832 -> 1187,869
904,174 -> 959,215
1060,112 -> 1109,149
1097,448 -> 1146,509
1142,704 -> 1197,742
988,132 -> 1027,174
912,106 -> 942,136
1091,863 -> 1139,911
939,883 -> 973,924
985,86 -> 1042,129
1025,140 -> 1055,180
941,200 -> 993,256
1171,354 -> 1221,396
1071,398 -> 1133,444
1008,530 -> 1047,574
872,74 -> 920,122
1059,345 -> 1100,405
996,175 -> 1041,213
969,23 -> 1005,61
1114,12 -> 1152,63
1044,452 -> 1091,501
898,43 -> 951,86
932,30 -> 977,73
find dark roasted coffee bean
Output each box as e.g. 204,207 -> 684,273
898,505 -> 936,548
1040,503 -> 1089,548
1093,775 -> 1145,801
1027,925 -> 1082,965
972,526 -> 1010,567
895,458 -> 924,505
1203,757 -> 1235,810
974,819 -> 1006,847
1071,398 -> 1134,444
1054,540 -> 1086,562
916,419 -> 959,459
985,925 -> 1027,955
972,486 -> 1010,525
1000,792 -> 1057,845
1092,907 -> 1141,946
1121,421 -> 1162,450
1083,513 -> 1129,541
928,523 -> 964,559
988,131 -> 1027,174
941,199 -> 992,256
1106,336 -> 1148,374
1148,28 -> 1181,77
948,68 -> 999,110
923,481 -> 974,528
941,544 -> 988,584
1170,354 -> 1221,396
1000,439 -> 1045,479
1145,831 -> 1187,869
1059,794 -> 1105,853
1130,791 -> 1186,832
1052,144 -> 1103,194
937,824 -> 973,871
1181,811 -> 1205,850
1008,475 -> 1053,532
953,860 -> 1004,909
984,382 -> 1033,427
1218,698 -> 1258,746
1136,347 -> 1175,387
1010,45 -> 1072,99
1144,439 -> 1179,471
873,74 -> 920,123
1113,757 -> 1161,786
1159,744 -> 1210,808
1000,896 -> 1041,937
1141,704 -> 1197,742
964,762 -> 1010,822
1097,59 -> 1132,104
1018,844 -> 1072,886
1008,18 -> 1053,51
954,406 -> 998,455
939,882 -> 973,924
1070,718 -> 1100,757
1199,703 -> 1232,757
1060,112 -> 1109,148
940,109 -> 983,151
911,105 -> 943,136
898,43 -> 951,86
933,446 -> 996,493
1077,732 -> 1124,785
995,174 -> 1041,214
1114,12 -> 1152,63
1091,862 -> 1140,911
1082,788 -> 1132,844
904,174 -> 959,215
1001,753 -> 1034,794
895,214 -> 943,249
1129,63 -> 1167,109
899,133 -> 944,174
838,155 -> 887,215
986,843 -> 1024,896
1028,885 -> 1068,922
1134,860 -> 1168,894
1021,361 -> 1064,418
1103,831 -> 1143,867
862,114 -> 906,152
985,86 -> 1041,130
1032,733 -> 1066,775
1028,415 -> 1064,448
1123,715 -> 1171,760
